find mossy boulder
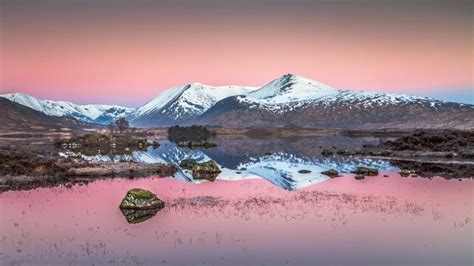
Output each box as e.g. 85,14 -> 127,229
180,159 -> 198,170
179,159 -> 221,181
351,167 -> 379,176
192,172 -> 219,182
119,188 -> 165,210
191,160 -> 221,181
321,169 -> 339,177
192,160 -> 221,173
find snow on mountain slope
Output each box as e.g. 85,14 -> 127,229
1,93 -> 133,124
243,73 -> 445,109
197,74 -> 474,129
248,73 -> 339,104
130,83 -> 257,125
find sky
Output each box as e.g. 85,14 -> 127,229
0,0 -> 472,107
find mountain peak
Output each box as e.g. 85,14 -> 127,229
129,83 -> 257,125
3,92 -> 34,100
248,74 -> 338,104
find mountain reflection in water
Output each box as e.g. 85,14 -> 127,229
62,137 -> 399,190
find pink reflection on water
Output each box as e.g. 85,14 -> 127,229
0,172 -> 472,265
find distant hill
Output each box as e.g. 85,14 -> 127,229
0,93 -> 133,125
0,98 -> 88,131
3,74 -> 473,130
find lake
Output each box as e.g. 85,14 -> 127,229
1,137 -> 472,265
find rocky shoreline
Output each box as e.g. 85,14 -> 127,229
0,147 -> 176,192
1,128 -> 472,193
0,162 -> 177,193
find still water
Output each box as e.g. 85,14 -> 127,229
1,137 -> 473,265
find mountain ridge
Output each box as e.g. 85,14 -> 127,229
0,97 -> 87,131
0,93 -> 134,124
129,83 -> 257,127
2,73 -> 472,129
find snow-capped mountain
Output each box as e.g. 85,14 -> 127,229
1,93 -> 134,124
196,73 -> 474,129
0,97 -> 87,131
129,83 -> 257,127
3,73 -> 473,129
244,73 -> 440,109
248,74 -> 339,104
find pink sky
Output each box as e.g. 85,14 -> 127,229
1,0 -> 472,106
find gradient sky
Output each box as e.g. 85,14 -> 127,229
0,0 -> 472,107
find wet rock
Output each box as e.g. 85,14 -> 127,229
120,208 -> 159,224
399,169 -> 415,177
192,160 -> 221,174
383,174 -> 389,177
152,141 -> 160,148
190,160 -> 222,181
355,174 -> 365,180
192,172 -> 219,182
119,188 -> 165,210
298,169 -> 311,174
351,167 -> 379,176
321,149 -> 334,157
179,159 -> 198,170
321,169 -> 339,178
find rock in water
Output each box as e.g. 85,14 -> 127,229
399,169 -> 416,177
192,171 -> 220,181
192,160 -> 221,174
321,169 -> 339,177
355,174 -> 365,180
180,159 -> 198,170
321,149 -> 334,157
119,188 -> 165,210
191,160 -> 221,181
298,169 -> 311,174
351,167 -> 379,176
120,208 -> 159,224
